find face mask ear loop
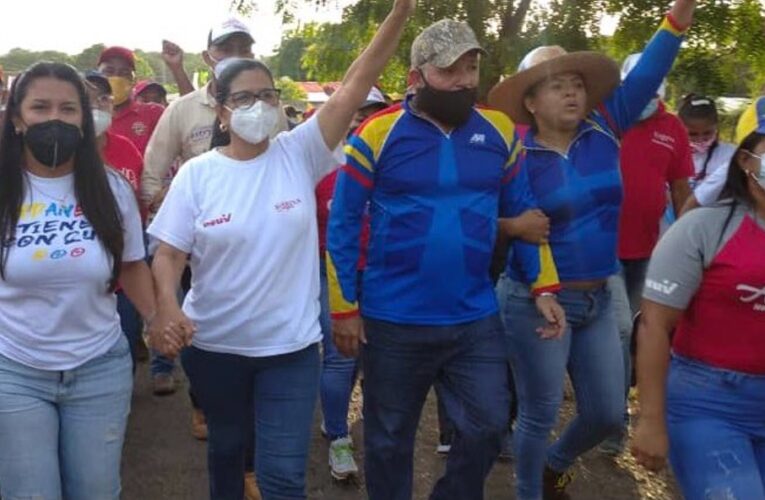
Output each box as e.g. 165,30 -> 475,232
52,139 -> 59,169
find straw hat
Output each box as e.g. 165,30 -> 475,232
488,46 -> 620,125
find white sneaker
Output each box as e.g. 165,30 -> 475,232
328,437 -> 358,480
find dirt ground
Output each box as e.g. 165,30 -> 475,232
121,361 -> 680,500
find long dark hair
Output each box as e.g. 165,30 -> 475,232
209,58 -> 275,149
0,62 -> 124,290
714,132 -> 765,248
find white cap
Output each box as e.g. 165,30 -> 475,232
621,52 -> 666,99
361,87 -> 387,108
208,17 -> 254,47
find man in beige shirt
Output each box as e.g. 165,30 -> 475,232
141,17 -> 256,212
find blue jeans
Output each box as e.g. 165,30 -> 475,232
497,276 -> 623,500
319,260 -> 358,440
362,314 -> 509,500
182,344 -> 320,500
116,289 -> 142,368
667,356 -> 765,499
0,335 -> 133,500
620,258 -> 649,316
608,273 -> 634,434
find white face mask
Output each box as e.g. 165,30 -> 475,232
755,156 -> 765,190
228,101 -> 279,145
92,109 -> 112,137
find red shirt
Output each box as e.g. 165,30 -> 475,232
674,216 -> 765,374
618,104 -> 693,259
102,130 -> 144,221
316,169 -> 369,269
109,99 -> 164,156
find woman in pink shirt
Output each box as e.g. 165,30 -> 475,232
632,109 -> 765,498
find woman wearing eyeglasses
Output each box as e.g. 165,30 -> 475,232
147,1 -> 416,498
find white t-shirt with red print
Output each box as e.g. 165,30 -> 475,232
0,170 -> 145,370
148,116 -> 339,357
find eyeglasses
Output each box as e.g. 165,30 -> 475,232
226,89 -> 281,110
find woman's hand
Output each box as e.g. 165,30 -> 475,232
148,305 -> 195,359
534,294 -> 566,339
501,209 -> 550,243
631,415 -> 669,471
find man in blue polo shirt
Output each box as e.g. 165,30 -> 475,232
327,19 -> 563,500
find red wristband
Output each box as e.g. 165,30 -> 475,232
666,12 -> 689,33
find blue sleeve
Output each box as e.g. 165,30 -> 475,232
602,17 -> 686,134
500,152 -> 537,218
327,134 -> 375,312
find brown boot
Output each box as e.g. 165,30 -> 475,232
190,408 -> 208,441
543,466 -> 573,500
244,471 -> 262,500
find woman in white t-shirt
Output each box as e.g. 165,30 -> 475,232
678,94 -> 737,214
147,1 -> 415,498
0,62 -> 155,499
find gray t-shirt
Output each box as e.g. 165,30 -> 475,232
643,202 -> 765,309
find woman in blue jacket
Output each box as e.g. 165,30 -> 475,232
488,1 -> 697,498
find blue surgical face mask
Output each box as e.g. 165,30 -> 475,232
638,98 -> 660,121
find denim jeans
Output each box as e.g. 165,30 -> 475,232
116,289 -> 142,368
619,258 -> 649,316
319,259 -> 358,440
0,335 -> 133,500
667,356 -> 765,499
362,314 -> 509,500
182,343 -> 319,500
608,273 -> 634,434
497,276 -> 623,500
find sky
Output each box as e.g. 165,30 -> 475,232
0,0 -> 353,58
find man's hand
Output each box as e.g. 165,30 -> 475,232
332,315 -> 366,358
501,209 -> 550,244
631,416 -> 669,471
534,294 -> 566,339
161,40 -> 184,70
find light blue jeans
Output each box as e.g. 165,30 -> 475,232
319,258 -> 358,440
0,335 -> 133,500
497,276 -> 623,500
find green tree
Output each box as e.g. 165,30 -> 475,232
277,75 -> 309,102
0,48 -> 72,72
602,0 -> 765,98
72,44 -> 106,71
266,25 -> 313,80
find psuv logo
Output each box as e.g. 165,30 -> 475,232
737,284 -> 765,312
646,279 -> 678,295
469,133 -> 486,145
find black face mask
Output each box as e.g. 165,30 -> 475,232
23,120 -> 82,168
414,73 -> 477,128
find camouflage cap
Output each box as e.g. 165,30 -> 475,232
410,19 -> 485,69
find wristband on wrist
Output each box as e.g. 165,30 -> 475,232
537,292 -> 557,298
